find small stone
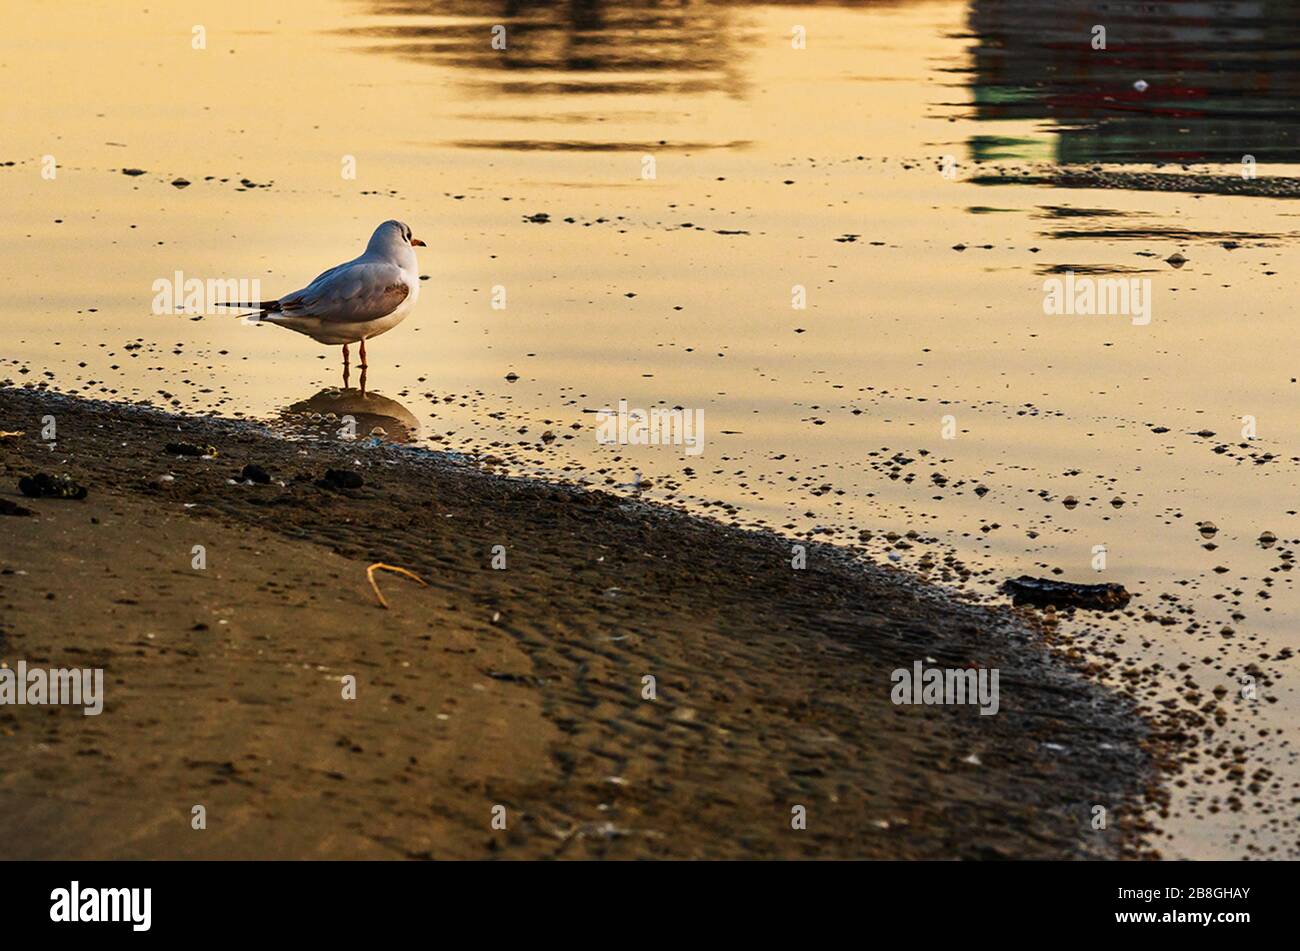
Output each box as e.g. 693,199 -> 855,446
166,442 -> 216,457
18,472 -> 88,500
319,469 -> 363,490
241,463 -> 271,484
0,498 -> 35,517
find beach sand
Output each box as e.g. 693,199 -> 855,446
0,386 -> 1160,859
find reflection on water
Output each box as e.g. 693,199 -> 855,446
346,0 -> 1300,163
964,0 -> 1300,164
341,0 -> 769,151
344,0 -> 751,99
283,388 -> 420,443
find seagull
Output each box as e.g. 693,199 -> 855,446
217,220 -> 424,380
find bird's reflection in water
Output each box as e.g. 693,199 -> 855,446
283,386 -> 420,444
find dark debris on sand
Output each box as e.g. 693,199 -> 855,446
1003,576 -> 1133,611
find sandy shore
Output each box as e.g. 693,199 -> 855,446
0,385 -> 1161,859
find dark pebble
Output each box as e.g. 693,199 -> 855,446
0,498 -> 35,516
319,469 -> 364,490
18,472 -> 88,500
241,463 -> 271,484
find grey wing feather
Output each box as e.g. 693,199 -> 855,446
278,261 -> 410,323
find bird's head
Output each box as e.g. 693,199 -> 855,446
368,220 -> 426,258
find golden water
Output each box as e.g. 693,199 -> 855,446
4,0 -> 1298,858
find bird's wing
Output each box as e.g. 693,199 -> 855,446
277,260 -> 411,323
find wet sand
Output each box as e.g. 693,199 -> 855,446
0,385 -> 1163,859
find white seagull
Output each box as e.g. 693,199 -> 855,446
218,219 -> 424,375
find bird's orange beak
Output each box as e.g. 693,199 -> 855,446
411,237 -> 426,247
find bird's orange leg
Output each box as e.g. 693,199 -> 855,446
358,337 -> 369,370
342,344 -> 351,388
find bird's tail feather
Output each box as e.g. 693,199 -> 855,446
213,300 -> 281,313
